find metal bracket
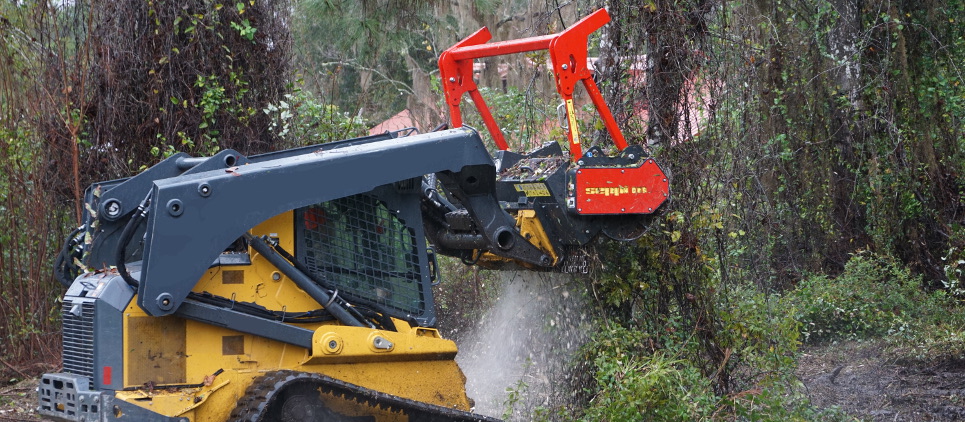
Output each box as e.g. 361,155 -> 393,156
438,8 -> 627,160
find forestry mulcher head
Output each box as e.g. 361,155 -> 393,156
432,8 -> 670,269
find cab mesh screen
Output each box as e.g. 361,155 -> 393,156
296,194 -> 425,316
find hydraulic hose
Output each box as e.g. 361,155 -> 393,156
422,176 -> 458,213
54,225 -> 86,288
261,240 -> 383,329
115,192 -> 153,288
245,233 -> 367,328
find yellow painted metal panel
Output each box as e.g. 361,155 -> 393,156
115,211 -> 475,421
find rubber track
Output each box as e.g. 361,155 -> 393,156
227,370 -> 501,422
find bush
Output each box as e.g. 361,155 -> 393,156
0,126 -> 67,363
718,285 -> 801,383
581,324 -> 717,421
579,321 -> 850,421
264,89 -> 368,147
784,253 -> 946,343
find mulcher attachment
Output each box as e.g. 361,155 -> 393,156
436,7 -> 671,258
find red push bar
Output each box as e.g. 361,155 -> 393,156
438,8 -> 628,160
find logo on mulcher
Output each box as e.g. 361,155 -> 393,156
584,186 -> 649,196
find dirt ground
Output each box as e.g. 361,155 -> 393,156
798,340 -> 965,421
0,379 -> 43,421
4,340 -> 965,421
0,360 -> 53,421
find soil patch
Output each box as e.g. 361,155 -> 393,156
0,361 -> 56,421
799,340 -> 965,421
0,378 -> 42,422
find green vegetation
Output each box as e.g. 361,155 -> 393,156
788,254 -> 931,343
3,0 -> 965,421
264,88 -> 369,148
559,251 -> 965,421
787,254 -> 965,359
543,0 -> 965,419
457,86 -> 560,152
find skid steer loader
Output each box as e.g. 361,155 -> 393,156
38,9 -> 668,421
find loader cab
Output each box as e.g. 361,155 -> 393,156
292,182 -> 438,326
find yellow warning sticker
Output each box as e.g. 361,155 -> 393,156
566,99 -> 580,145
515,183 -> 551,197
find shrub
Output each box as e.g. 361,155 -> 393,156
581,324 -> 717,421
264,89 -> 368,147
578,321 -> 849,421
784,253 -> 937,343
718,285 -> 801,383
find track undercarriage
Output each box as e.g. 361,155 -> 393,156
229,371 -> 499,422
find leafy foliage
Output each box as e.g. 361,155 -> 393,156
581,325 -> 717,421
44,0 -> 293,187
786,254 -> 924,343
581,0 -> 965,419
579,321 -> 851,421
786,253 -> 965,360
0,124 -> 67,364
458,86 -> 560,153
292,0 -> 440,123
264,89 -> 368,147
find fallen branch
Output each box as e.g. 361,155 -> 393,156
0,357 -> 28,379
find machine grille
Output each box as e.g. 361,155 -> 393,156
298,194 -> 425,317
61,300 -> 95,384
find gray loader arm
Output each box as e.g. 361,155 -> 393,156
91,128 -> 548,316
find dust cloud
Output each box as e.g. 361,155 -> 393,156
457,271 -> 591,420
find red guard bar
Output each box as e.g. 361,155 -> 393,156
438,8 -> 628,160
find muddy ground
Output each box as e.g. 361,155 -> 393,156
798,340 -> 965,421
4,340 -> 965,421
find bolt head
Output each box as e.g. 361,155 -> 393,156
106,202 -> 120,216
448,77 -> 456,83
561,64 -> 569,70
167,199 -> 184,217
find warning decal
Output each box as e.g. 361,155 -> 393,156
514,183 -> 551,197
